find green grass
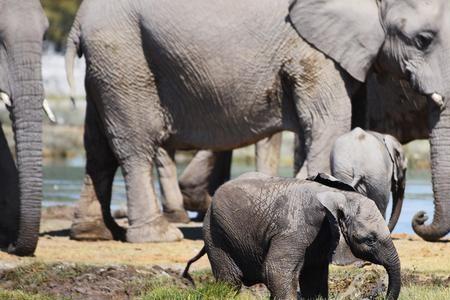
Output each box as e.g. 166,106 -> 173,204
1,262 -> 89,292
141,282 -> 242,300
138,270 -> 267,300
399,286 -> 450,300
0,289 -> 55,300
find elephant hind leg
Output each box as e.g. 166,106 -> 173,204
208,246 -> 243,290
71,100 -> 125,241
155,147 -> 190,223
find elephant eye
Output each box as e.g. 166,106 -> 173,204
364,234 -> 377,246
415,32 -> 435,51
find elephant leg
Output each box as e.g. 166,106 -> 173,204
289,62 -> 354,176
0,123 -> 19,246
299,260 -> 329,299
208,246 -> 243,290
263,242 -> 301,300
179,150 -> 232,221
207,151 -> 232,195
123,158 -> 183,243
255,133 -> 282,176
155,147 -> 190,223
294,134 -> 308,179
70,100 -> 125,241
264,266 -> 299,300
179,150 -> 216,213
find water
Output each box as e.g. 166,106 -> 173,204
43,158 -> 442,235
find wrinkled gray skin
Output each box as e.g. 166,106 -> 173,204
0,0 -> 48,256
70,130 -> 280,240
66,0 -> 450,242
184,173 -> 401,300
331,128 -> 407,231
179,133 -> 282,217
358,74 -> 450,241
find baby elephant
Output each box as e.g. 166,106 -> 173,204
331,127 -> 407,231
183,172 -> 401,300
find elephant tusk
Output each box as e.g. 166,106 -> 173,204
42,99 -> 57,123
430,93 -> 445,110
0,92 -> 11,107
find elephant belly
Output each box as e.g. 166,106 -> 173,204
139,0 -> 299,150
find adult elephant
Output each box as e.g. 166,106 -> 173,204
0,0 -> 49,256
66,0 -> 450,243
357,73 -> 450,241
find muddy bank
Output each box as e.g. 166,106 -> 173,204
0,261 -> 448,299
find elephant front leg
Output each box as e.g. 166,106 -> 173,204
299,260 -> 329,299
155,148 -> 190,223
289,59 -> 353,176
255,133 -> 282,176
123,158 -> 183,243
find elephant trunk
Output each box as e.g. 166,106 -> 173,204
8,47 -> 44,256
383,246 -> 401,300
388,178 -> 405,232
412,103 -> 450,241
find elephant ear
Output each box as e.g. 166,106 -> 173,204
288,0 -> 385,82
317,191 -> 347,253
383,135 -> 407,185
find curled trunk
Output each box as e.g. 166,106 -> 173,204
7,48 -> 43,256
412,105 -> 450,241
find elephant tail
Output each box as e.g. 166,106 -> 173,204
182,246 -> 206,286
65,15 -> 83,108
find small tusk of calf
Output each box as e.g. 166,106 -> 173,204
0,92 -> 11,107
43,99 -> 57,123
430,93 -> 445,110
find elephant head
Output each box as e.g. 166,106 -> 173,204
318,191 -> 401,300
0,0 -> 48,256
383,135 -> 407,232
289,0 -> 450,241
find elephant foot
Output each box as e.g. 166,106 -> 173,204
163,209 -> 190,224
182,192 -> 211,214
70,218 -> 126,242
126,216 -> 184,243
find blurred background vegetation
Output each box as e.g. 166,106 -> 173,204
42,0 -> 82,52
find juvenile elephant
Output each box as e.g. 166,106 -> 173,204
331,127 -> 407,231
183,173 -> 401,300
66,0 -> 450,242
357,74 -> 450,241
0,0 -> 49,256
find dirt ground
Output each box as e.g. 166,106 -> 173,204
0,206 -> 449,299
